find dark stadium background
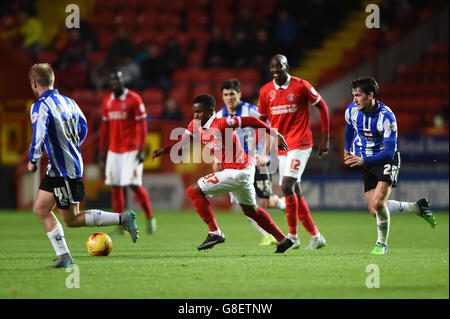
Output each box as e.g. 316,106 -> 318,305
0,0 -> 448,212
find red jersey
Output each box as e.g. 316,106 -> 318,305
99,89 -> 147,153
258,74 -> 324,155
186,115 -> 250,170
164,114 -> 276,170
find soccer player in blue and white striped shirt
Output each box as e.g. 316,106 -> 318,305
27,63 -> 139,268
344,76 -> 436,255
215,79 -> 286,246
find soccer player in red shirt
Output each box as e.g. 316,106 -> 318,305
151,94 -> 294,253
258,54 -> 329,250
99,70 -> 156,235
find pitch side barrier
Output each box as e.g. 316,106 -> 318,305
298,173 -> 449,211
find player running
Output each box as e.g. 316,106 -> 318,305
27,63 -> 138,268
216,78 -> 286,246
151,94 -> 294,253
99,70 -> 156,235
344,76 -> 436,255
258,54 -> 329,249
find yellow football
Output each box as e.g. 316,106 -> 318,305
86,232 -> 113,256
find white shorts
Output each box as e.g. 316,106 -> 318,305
105,150 -> 143,187
198,163 -> 256,206
278,148 -> 312,185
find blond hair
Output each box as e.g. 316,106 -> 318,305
29,63 -> 55,87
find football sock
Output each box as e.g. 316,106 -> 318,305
375,206 -> 390,246
285,194 -> 298,235
312,233 -> 322,240
111,187 -> 125,213
186,187 -> 219,232
46,223 -> 70,256
247,216 -> 269,236
131,186 -> 153,218
243,208 -> 285,242
386,200 -> 418,215
209,229 -> 224,236
297,196 -> 319,236
84,209 -> 120,226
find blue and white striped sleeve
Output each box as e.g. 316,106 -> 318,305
249,105 -> 260,118
344,106 -> 355,152
363,111 -> 397,164
74,100 -> 88,146
29,101 -> 49,164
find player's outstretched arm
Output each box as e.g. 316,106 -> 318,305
151,148 -> 164,162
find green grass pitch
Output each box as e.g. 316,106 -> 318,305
0,210 -> 448,299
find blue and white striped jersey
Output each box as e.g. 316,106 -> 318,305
29,89 -> 88,178
216,100 -> 262,155
344,100 -> 397,163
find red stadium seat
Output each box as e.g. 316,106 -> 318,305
168,87 -> 190,106
211,0 -> 233,11
87,51 -> 106,67
186,11 -> 209,29
187,50 -> 205,68
37,51 -> 58,65
240,82 -> 257,99
96,90 -> 111,104
192,83 -> 212,101
340,49 -> 361,70
212,12 -> 234,29
186,28 -> 211,47
187,0 -> 209,10
172,69 -> 194,85
96,31 -> 116,52
137,0 -> 162,11
156,13 -> 182,30
113,11 -> 136,29
237,68 -> 261,84
141,88 -> 165,106
136,10 -> 158,28
212,69 -> 237,87
92,11 -> 115,29
147,102 -> 165,119
95,0 -> 121,12
160,0 -> 185,12
114,0 -> 138,11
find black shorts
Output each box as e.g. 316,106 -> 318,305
254,165 -> 272,199
39,175 -> 85,209
363,152 -> 401,193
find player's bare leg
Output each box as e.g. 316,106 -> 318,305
57,204 -> 138,243
294,183 -> 326,250
281,176 -> 300,248
240,204 -> 293,253
365,182 -> 392,255
130,185 -> 156,234
186,183 -> 224,250
387,198 -> 436,228
109,186 -> 125,235
34,189 -> 73,268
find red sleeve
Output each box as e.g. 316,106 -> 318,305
240,116 -> 275,135
99,98 -> 109,151
301,80 -> 329,132
301,80 -> 321,105
315,98 -> 330,133
257,87 -> 268,121
134,94 -> 148,150
162,120 -> 193,153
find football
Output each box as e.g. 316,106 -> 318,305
86,232 -> 113,256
